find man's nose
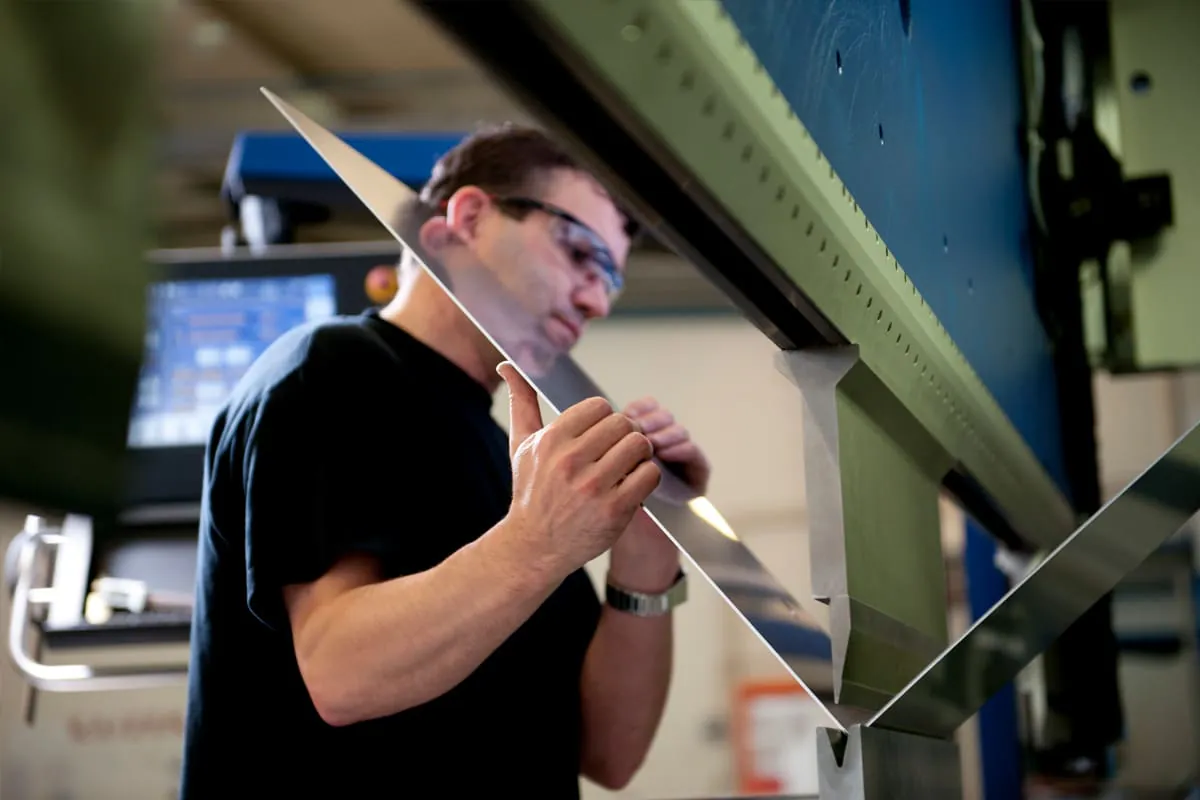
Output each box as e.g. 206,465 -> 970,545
573,279 -> 611,319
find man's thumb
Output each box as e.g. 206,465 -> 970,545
498,361 -> 543,457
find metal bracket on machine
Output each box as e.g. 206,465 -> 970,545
817,724 -> 963,799
775,346 -> 952,712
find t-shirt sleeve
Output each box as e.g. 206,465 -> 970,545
240,366 -> 401,632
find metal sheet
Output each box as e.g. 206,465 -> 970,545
869,418 -> 1200,738
259,89 -> 859,731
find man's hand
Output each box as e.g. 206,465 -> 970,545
624,396 -> 711,496
578,399 -> 704,788
608,397 -> 711,592
498,363 -> 662,578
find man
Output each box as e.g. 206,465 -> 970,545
180,124 -> 711,797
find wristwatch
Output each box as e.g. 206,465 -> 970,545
605,569 -> 688,616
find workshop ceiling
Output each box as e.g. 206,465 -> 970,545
152,0 -> 730,311
154,0 -> 529,248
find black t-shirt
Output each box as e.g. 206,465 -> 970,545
179,310 -> 602,798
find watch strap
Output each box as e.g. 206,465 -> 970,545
605,569 -> 687,616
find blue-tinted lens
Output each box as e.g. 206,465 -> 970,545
560,220 -> 623,297
494,195 -> 624,299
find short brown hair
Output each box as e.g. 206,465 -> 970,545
418,123 -> 640,239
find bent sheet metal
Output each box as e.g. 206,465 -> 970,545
259,89 -> 859,731
870,416 -> 1200,738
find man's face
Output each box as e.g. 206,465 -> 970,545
439,168 -> 632,376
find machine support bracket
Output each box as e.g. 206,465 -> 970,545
775,346 -> 952,711
817,724 -> 963,799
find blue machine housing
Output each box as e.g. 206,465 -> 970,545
221,130 -> 466,215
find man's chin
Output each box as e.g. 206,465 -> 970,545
511,341 -> 563,381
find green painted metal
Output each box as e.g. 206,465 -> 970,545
778,347 -> 951,710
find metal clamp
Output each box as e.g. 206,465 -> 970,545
7,517 -> 188,693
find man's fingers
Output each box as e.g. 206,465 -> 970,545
654,442 -> 698,464
498,361 -> 543,458
628,406 -> 673,433
556,396 -> 616,438
595,431 -> 655,488
647,423 -> 689,450
624,396 -> 658,416
575,412 -> 642,466
617,460 -> 663,507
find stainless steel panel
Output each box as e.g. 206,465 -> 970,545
869,418 -> 1200,738
260,90 -> 858,731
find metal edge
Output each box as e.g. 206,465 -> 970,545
868,418 -> 1200,738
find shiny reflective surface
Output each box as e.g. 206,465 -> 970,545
261,90 -> 854,731
817,724 -> 963,799
870,419 -> 1200,738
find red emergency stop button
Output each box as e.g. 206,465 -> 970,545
365,265 -> 398,305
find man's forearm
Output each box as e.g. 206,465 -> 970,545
579,513 -> 679,789
290,518 -> 565,727
579,603 -> 674,789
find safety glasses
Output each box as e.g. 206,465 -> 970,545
490,195 -> 625,301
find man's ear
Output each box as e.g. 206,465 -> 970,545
445,186 -> 490,244
418,216 -> 452,256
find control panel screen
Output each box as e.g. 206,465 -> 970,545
128,274 -> 337,449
